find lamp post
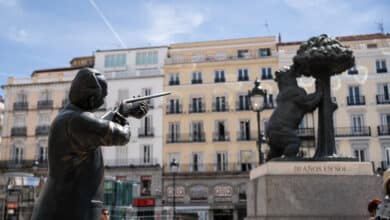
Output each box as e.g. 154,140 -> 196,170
170,158 -> 179,220
248,79 -> 267,165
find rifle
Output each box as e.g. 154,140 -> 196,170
102,91 -> 171,123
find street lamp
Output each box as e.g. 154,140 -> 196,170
248,79 -> 267,165
170,158 -> 179,220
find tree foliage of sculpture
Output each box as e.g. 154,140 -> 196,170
293,34 -> 355,158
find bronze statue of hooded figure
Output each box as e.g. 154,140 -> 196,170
32,68 -> 148,220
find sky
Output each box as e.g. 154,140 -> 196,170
0,0 -> 389,91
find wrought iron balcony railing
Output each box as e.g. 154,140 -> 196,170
376,95 -> 390,105
263,102 -> 275,109
164,162 -> 257,173
296,127 -> 315,140
335,126 -> 371,137
11,127 -> 27,137
378,125 -> 390,136
166,104 -> 183,114
347,96 -> 365,106
37,100 -> 54,109
169,80 -> 180,86
235,102 -> 250,111
188,104 -> 205,113
0,160 -> 48,169
13,102 -> 28,111
212,132 -> 230,142
214,77 -> 226,83
377,68 -> 388,73
104,158 -> 160,168
191,79 -> 203,84
138,128 -> 154,138
212,103 -> 229,112
35,125 -> 50,136
166,132 -> 206,143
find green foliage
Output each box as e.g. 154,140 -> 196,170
292,34 -> 355,78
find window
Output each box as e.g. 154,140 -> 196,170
347,86 -> 364,105
40,89 -> 52,101
353,148 -> 367,162
142,145 -> 152,164
239,120 -> 251,140
140,176 -> 152,196
190,97 -> 204,113
14,114 -> 25,127
191,152 -> 203,172
214,70 -> 225,83
237,50 -> 249,58
347,66 -> 358,75
237,94 -> 250,110
264,94 -> 274,108
367,43 -> 377,49
37,140 -> 48,163
104,54 -> 126,68
215,52 -> 227,60
16,92 -> 27,103
192,54 -> 205,62
379,114 -> 390,135
168,122 -> 180,143
376,59 -> 388,73
261,67 -> 273,80
259,48 -> 271,57
238,69 -> 249,81
191,121 -> 204,142
240,150 -> 253,171
351,114 -> 365,134
377,83 -> 390,104
168,99 -> 181,114
136,51 -> 158,65
38,113 -> 50,125
216,152 -> 228,171
191,71 -> 202,84
169,73 -> 180,85
140,115 -> 153,136
11,142 -> 24,163
214,121 -> 227,141
213,96 -> 227,112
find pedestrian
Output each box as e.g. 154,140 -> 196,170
101,208 -> 110,220
368,198 -> 382,219
376,169 -> 390,219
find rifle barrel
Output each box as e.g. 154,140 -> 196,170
123,92 -> 172,103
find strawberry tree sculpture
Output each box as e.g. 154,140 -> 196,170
292,34 -> 355,158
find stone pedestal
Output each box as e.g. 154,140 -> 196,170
246,161 -> 383,220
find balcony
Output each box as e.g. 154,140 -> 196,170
296,128 -> 315,140
377,68 -> 388,73
169,80 -> 180,86
104,158 -> 159,168
212,132 -> 230,142
164,163 -> 257,173
347,96 -> 365,106
238,76 -> 249,81
376,95 -> 390,105
165,51 -> 276,65
188,104 -> 205,113
166,104 -> 183,114
13,102 -> 28,111
212,103 -> 229,112
335,126 -> 371,137
214,77 -> 226,83
166,132 -> 205,143
35,125 -> 50,136
237,131 -> 256,141
236,102 -> 250,111
378,125 -> 390,136
37,100 -> 54,109
138,128 -> 154,138
11,127 -> 27,137
0,160 -> 48,169
191,79 -> 203,84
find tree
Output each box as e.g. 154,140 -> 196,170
292,34 -> 355,158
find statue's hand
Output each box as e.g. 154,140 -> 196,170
118,100 -> 149,119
